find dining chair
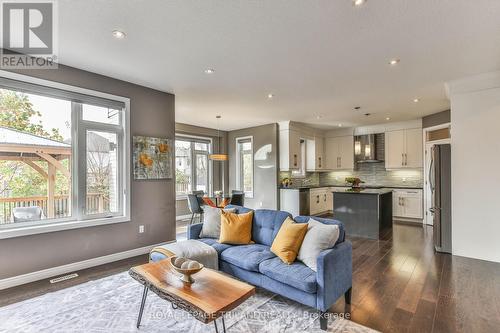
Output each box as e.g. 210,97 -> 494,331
191,190 -> 205,207
187,194 -> 203,225
230,190 -> 245,206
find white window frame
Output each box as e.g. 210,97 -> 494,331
0,70 -> 131,240
235,136 -> 254,198
175,135 -> 213,199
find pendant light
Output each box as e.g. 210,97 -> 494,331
209,115 -> 228,161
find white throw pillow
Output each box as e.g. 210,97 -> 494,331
297,218 -> 340,271
199,206 -> 236,239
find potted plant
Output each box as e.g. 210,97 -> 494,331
345,177 -> 364,189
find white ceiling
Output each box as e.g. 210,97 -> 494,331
58,0 -> 500,131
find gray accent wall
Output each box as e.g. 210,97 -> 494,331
422,110 -> 450,128
0,64 -> 175,279
228,124 -> 279,209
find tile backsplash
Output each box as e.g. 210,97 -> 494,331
280,163 -> 423,188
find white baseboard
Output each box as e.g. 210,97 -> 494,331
0,241 -> 174,290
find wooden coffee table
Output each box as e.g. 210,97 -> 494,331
129,260 -> 255,332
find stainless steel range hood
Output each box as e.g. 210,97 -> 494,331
354,133 -> 385,163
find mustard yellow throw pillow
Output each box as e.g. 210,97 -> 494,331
219,210 -> 254,245
271,217 -> 308,264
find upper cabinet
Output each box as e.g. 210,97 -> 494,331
306,137 -> 324,171
385,128 -> 423,169
279,128 -> 301,171
325,135 -> 354,170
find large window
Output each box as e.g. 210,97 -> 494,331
236,136 -> 253,198
175,136 -> 211,197
0,74 -> 129,238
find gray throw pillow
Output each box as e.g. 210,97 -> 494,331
200,206 -> 236,239
297,218 -> 339,271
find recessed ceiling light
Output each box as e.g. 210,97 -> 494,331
204,68 -> 215,74
352,0 -> 367,6
112,30 -> 126,39
364,113 -> 371,117
413,98 -> 420,103
267,93 -> 274,99
338,124 -> 343,127
316,115 -> 322,120
389,58 -> 400,66
354,106 -> 361,110
386,117 -> 391,121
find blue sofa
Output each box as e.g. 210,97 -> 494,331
152,206 -> 352,330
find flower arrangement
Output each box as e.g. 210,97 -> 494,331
345,177 -> 364,188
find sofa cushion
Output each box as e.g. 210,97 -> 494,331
294,216 -> 345,245
197,238 -> 233,255
298,219 -> 340,271
199,206 -> 236,238
252,209 -> 291,246
220,244 -> 276,272
259,257 -> 317,294
271,217 -> 308,264
219,210 -> 254,245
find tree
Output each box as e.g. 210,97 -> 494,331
0,89 -> 69,198
0,90 -> 63,141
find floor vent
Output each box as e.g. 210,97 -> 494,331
49,273 -> 79,284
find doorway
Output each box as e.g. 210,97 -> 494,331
423,124 -> 451,225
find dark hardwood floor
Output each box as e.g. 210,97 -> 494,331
1,222 -> 499,333
330,222 -> 500,333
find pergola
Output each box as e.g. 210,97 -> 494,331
0,126 -> 71,218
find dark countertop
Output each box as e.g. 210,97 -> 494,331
280,185 -> 423,190
332,188 -> 393,195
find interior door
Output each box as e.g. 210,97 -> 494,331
385,130 -> 405,168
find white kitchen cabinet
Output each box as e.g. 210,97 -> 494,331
309,187 -> 331,215
309,190 -> 322,215
326,190 -> 333,211
404,128 -> 423,168
385,129 -> 423,169
306,137 -> 325,171
325,136 -> 354,170
393,189 -> 423,219
279,129 -> 301,171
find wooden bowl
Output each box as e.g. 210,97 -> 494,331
169,257 -> 204,284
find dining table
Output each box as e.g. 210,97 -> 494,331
202,194 -> 231,208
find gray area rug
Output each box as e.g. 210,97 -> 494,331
0,272 -> 377,333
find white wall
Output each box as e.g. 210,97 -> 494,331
447,71 -> 500,263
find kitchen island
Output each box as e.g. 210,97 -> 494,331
333,188 -> 393,239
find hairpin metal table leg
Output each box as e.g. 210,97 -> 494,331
136,286 -> 148,328
214,318 -> 219,333
222,315 -> 226,333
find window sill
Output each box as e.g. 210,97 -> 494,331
0,216 -> 131,240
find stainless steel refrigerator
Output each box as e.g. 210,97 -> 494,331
429,144 -> 452,253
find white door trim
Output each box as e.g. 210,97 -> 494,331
422,123 -> 451,225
